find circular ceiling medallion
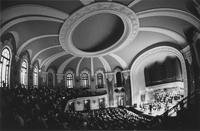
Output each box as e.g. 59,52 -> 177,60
59,2 -> 139,57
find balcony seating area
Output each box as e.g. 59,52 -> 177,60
84,107 -> 158,130
0,86 -> 161,130
1,85 -> 199,130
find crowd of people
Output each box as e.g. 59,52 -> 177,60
0,85 -> 162,130
85,107 -> 160,130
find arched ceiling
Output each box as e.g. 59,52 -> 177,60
1,0 -> 200,75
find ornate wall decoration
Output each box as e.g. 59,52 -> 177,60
122,70 -> 130,80
106,73 -> 114,82
181,46 -> 192,65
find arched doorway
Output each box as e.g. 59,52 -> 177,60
130,46 -> 188,115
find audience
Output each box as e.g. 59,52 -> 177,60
0,85 -> 160,130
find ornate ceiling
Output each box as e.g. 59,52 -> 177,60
1,0 -> 200,75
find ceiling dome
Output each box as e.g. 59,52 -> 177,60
72,13 -> 124,52
59,2 -> 139,57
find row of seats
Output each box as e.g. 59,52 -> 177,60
0,86 -> 160,130
84,107 -> 157,130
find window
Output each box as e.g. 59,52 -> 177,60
116,72 -> 123,87
66,73 -> 73,88
20,59 -> 28,87
0,48 -> 11,87
33,65 -> 38,87
81,73 -> 89,88
97,73 -> 104,88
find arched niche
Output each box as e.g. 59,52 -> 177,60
94,69 -> 105,88
130,46 -> 187,105
113,66 -> 123,87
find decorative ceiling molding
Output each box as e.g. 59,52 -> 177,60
98,57 -> 111,72
0,16 -> 64,36
137,8 -> 200,28
76,58 -> 84,76
40,51 -> 67,69
31,45 -> 61,65
59,2 -> 139,57
139,27 -> 186,44
128,0 -> 143,8
17,34 -> 59,56
57,56 -> 77,74
2,4 -> 68,24
109,53 -> 128,69
80,0 -> 94,5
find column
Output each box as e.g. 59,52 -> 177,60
122,70 -> 131,106
106,72 -> 114,107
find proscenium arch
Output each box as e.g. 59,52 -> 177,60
130,46 -> 188,105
